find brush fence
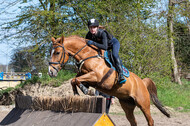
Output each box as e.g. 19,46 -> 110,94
15,95 -> 106,113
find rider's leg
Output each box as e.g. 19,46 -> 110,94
111,38 -> 126,84
114,56 -> 126,84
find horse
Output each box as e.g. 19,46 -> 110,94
48,35 -> 170,126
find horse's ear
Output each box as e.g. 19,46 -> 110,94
60,35 -> 64,44
51,37 -> 56,43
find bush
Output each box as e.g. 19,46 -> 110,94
39,70 -> 76,87
0,87 -> 14,96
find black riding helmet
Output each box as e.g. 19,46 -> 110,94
88,19 -> 99,27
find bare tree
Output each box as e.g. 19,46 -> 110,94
167,0 -> 189,85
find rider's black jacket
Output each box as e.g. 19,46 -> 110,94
85,29 -> 113,50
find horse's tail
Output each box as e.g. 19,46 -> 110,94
143,78 -> 170,118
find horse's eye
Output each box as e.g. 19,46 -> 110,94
56,52 -> 60,55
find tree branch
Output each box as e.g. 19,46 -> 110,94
172,0 -> 188,5
39,0 -> 46,10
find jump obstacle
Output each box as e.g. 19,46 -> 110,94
0,72 -> 32,90
0,96 -> 115,126
0,72 -> 31,81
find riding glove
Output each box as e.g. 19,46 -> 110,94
87,40 -> 95,45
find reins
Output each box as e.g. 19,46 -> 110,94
72,44 -> 87,58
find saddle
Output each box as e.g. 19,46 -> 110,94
104,51 -> 130,77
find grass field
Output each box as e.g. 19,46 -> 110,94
153,77 -> 190,112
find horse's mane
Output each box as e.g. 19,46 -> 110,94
65,35 -> 86,43
65,35 -> 100,54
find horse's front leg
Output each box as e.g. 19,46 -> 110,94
71,78 -> 80,95
71,71 -> 97,95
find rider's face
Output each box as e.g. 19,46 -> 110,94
89,26 -> 98,35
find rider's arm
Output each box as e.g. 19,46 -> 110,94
93,31 -> 108,50
85,32 -> 91,39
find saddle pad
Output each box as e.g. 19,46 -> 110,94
104,51 -> 130,77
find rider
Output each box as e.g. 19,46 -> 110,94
86,18 -> 126,84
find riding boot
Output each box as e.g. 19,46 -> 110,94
114,57 -> 126,84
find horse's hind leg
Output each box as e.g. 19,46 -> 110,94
136,94 -> 154,126
119,98 -> 137,126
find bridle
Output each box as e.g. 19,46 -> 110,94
49,40 -> 103,73
49,44 -> 67,72
49,43 -> 88,72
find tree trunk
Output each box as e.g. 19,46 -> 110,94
168,0 -> 182,85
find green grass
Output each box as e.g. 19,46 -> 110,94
155,78 -> 190,112
109,112 -> 125,116
39,70 -> 76,87
0,87 -> 14,96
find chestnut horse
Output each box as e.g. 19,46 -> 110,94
48,35 -> 170,126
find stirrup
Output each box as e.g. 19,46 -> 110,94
119,78 -> 126,84
118,75 -> 126,84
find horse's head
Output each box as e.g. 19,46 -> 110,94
48,36 -> 70,77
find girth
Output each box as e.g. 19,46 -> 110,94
97,68 -> 114,86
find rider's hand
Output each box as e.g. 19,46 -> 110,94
87,40 -> 94,45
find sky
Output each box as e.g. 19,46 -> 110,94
0,43 -> 13,65
0,0 -> 31,65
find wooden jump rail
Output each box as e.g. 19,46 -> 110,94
1,95 -> 115,126
15,95 -> 107,113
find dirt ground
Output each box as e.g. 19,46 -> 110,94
0,81 -> 21,89
0,79 -> 190,126
110,112 -> 190,126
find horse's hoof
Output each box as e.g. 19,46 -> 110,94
88,89 -> 95,96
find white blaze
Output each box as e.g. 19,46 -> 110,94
51,49 -> 55,57
49,49 -> 55,73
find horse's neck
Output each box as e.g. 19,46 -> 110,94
65,37 -> 98,61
